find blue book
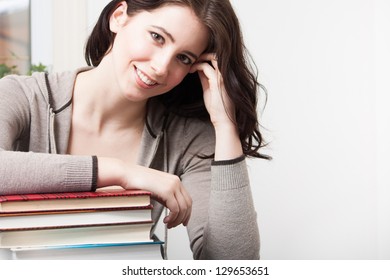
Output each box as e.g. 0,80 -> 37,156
4,239 -> 164,260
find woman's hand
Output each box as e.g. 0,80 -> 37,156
97,157 -> 192,229
190,53 -> 244,160
190,53 -> 235,128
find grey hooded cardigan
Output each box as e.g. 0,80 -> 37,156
0,69 -> 260,259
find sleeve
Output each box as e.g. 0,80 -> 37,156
180,122 -> 260,260
0,76 -> 97,195
0,151 -> 96,195
0,75 -> 30,151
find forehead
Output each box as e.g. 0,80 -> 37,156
130,5 -> 209,52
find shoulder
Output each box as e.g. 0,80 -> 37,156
0,73 -> 40,95
0,67 -> 91,111
0,69 -> 76,108
44,67 -> 92,111
0,75 -> 37,143
0,74 -> 41,109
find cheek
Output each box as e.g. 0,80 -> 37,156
169,68 -> 189,88
130,40 -> 154,57
121,44 -> 152,61
115,32 -> 152,59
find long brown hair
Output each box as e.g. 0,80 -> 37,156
85,0 -> 270,159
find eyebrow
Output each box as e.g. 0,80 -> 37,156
151,25 -> 199,61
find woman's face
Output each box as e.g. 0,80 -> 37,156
107,3 -> 209,102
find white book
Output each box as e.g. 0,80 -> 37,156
0,222 -> 153,247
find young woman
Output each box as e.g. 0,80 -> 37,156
0,0 -> 269,259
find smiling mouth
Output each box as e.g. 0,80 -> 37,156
135,67 -> 158,87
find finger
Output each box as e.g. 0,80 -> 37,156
152,194 -> 174,225
181,188 -> 192,226
167,189 -> 191,228
192,53 -> 217,69
197,53 -> 218,69
163,196 -> 180,226
210,54 -> 218,70
190,62 -> 218,85
198,53 -> 217,63
176,188 -> 192,227
167,194 -> 184,228
183,207 -> 191,226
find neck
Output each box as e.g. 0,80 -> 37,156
73,68 -> 147,134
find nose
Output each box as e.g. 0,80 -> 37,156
150,53 -> 171,77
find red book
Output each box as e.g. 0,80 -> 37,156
0,187 -> 151,213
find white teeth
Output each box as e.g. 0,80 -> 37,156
136,68 -> 157,86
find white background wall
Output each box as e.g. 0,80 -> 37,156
234,0 -> 389,260
30,0 -> 390,259
374,0 -> 390,260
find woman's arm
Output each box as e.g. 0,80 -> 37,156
180,125 -> 260,260
96,157 -> 192,229
190,53 -> 243,160
0,151 -> 95,195
183,54 -> 260,259
0,76 -> 93,195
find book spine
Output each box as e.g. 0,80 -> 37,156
0,220 -> 154,232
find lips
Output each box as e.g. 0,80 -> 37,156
135,67 -> 158,87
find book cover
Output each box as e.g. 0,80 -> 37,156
0,187 -> 151,212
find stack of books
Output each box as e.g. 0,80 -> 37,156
0,187 -> 163,260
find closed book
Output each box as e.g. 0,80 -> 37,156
0,206 -> 152,230
8,241 -> 164,260
0,187 -> 150,213
0,221 -> 153,247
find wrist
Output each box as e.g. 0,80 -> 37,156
96,157 -> 126,188
213,123 -> 243,161
213,119 -> 238,134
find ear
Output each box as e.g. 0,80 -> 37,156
109,1 -> 128,33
